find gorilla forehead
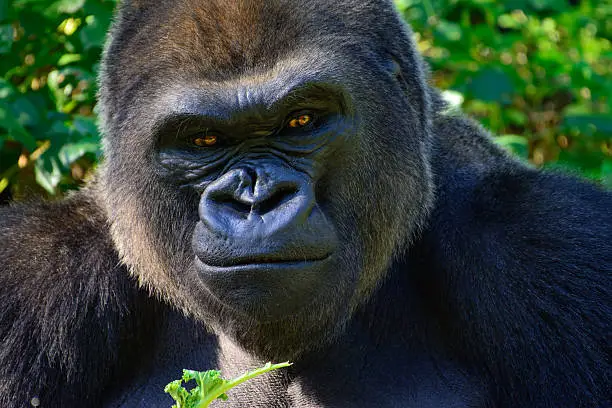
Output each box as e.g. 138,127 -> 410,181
107,0 -> 404,80
100,0 -> 422,153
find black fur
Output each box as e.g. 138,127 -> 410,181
1,1 -> 610,407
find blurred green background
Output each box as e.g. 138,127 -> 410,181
0,0 -> 610,204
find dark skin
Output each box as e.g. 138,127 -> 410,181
0,1 -> 610,407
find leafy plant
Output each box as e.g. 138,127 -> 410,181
164,362 -> 292,408
0,0 -> 115,202
395,0 -> 612,187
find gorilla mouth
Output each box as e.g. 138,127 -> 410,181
196,253 -> 333,268
194,253 -> 336,318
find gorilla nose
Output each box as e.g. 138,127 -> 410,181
209,167 -> 299,216
199,165 -> 314,238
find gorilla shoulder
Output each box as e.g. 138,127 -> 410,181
0,190 -> 162,406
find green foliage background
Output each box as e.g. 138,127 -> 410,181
0,0 -> 611,203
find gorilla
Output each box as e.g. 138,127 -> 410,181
0,0 -> 610,407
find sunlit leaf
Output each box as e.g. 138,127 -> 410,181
58,53 -> 82,66
495,135 -> 529,159
0,78 -> 15,99
59,142 -> 100,166
54,0 -> 86,14
34,155 -> 62,194
442,90 -> 464,109
435,20 -> 462,43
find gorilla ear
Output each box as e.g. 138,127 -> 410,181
385,57 -> 407,91
388,59 -> 402,77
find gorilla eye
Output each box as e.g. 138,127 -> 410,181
192,134 -> 218,147
287,113 -> 313,129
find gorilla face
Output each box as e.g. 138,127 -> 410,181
186,92 -> 343,320
99,0 -> 433,358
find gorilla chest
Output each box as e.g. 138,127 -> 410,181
107,331 -> 484,408
281,349 -> 485,408
110,364 -> 481,408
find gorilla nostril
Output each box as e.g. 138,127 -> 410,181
206,183 -> 253,216
243,167 -> 258,185
219,197 -> 252,215
256,184 -> 299,215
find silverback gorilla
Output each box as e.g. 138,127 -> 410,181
1,1 -> 610,407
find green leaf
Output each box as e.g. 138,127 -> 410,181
393,0 -> 419,12
468,68 -> 515,104
58,53 -> 82,66
72,115 -> 98,137
529,0 -> 568,12
0,78 -> 16,99
0,24 -> 13,54
0,101 -> 37,151
165,380 -> 191,408
11,96 -> 42,127
434,20 -> 462,42
498,14 -> 523,30
54,0 -> 86,14
562,114 -> 612,139
600,160 -> 612,189
0,0 -> 8,22
441,90 -> 464,111
79,14 -> 108,49
34,155 -> 62,194
58,142 -> 99,166
165,362 -> 292,408
495,135 -> 529,159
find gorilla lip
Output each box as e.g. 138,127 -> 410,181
194,255 -> 336,318
195,253 -> 333,268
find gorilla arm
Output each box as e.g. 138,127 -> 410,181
0,189 -> 157,407
416,113 -> 612,406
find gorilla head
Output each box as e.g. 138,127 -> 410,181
99,0 -> 433,359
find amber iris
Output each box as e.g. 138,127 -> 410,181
288,114 -> 312,128
193,134 -> 218,147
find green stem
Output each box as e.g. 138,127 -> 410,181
197,362 -> 292,408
